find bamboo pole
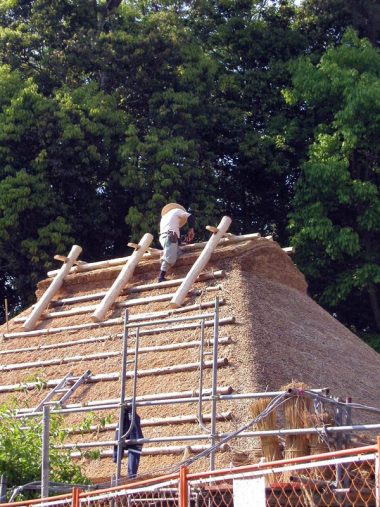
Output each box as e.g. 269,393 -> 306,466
171,217 -> 232,307
2,315 -> 234,341
49,270 -> 224,307
14,290 -> 222,323
45,230 -> 261,278
0,358 -> 229,394
0,337 -> 231,373
23,245 -> 82,331
4,309 -> 226,338
0,328 -> 230,358
92,233 -> 153,322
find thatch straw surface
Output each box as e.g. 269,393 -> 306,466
0,236 -> 379,483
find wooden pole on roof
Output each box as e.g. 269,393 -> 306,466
23,244 -> 82,331
91,233 -> 153,322
170,216 -> 232,308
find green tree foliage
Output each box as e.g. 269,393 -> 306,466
287,29 -> 380,335
296,0 -> 380,51
184,0 -> 309,241
0,66 -> 74,314
0,0 -> 379,347
0,1 -> 219,321
102,6 -> 219,236
0,404 -> 90,499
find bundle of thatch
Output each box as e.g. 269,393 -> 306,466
281,381 -> 312,460
231,449 -> 252,467
306,411 -> 335,481
306,411 -> 333,455
251,398 -> 282,463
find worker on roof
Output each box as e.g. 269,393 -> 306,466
158,203 -> 195,282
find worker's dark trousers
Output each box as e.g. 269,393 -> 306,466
128,448 -> 141,478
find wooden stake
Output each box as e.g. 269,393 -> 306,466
171,216 -> 232,307
91,233 -> 153,322
23,245 -> 82,331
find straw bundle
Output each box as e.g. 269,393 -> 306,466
306,412 -> 332,455
251,398 -> 282,463
306,411 -> 334,481
281,381 -> 311,460
231,449 -> 251,467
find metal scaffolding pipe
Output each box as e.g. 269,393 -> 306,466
57,422 -> 380,449
197,319 -> 209,433
15,390 -> 329,418
41,405 -> 50,498
115,310 -> 129,483
210,297 -> 219,470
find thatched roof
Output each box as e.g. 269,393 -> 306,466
0,234 -> 379,483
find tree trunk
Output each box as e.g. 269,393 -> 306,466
368,282 -> 380,332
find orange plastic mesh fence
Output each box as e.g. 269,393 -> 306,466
188,453 -> 377,507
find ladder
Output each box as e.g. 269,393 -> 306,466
33,370 -> 92,413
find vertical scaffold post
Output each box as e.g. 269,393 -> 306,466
0,475 -> 7,503
210,297 -> 219,471
41,404 -> 50,499
197,319 -> 209,432
115,309 -> 129,484
179,466 -> 189,507
71,487 -> 81,507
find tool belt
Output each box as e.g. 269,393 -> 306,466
167,230 -> 178,243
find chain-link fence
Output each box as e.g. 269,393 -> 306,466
1,442 -> 379,507
79,475 -> 180,507
188,451 -> 377,506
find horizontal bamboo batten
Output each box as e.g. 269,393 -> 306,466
49,270 -> 225,307
46,233 -> 263,278
0,317 -> 233,350
0,358 -> 229,393
2,313 -> 234,340
0,337 -> 232,372
14,291 -> 222,323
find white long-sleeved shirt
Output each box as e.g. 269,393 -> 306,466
159,208 -> 190,236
